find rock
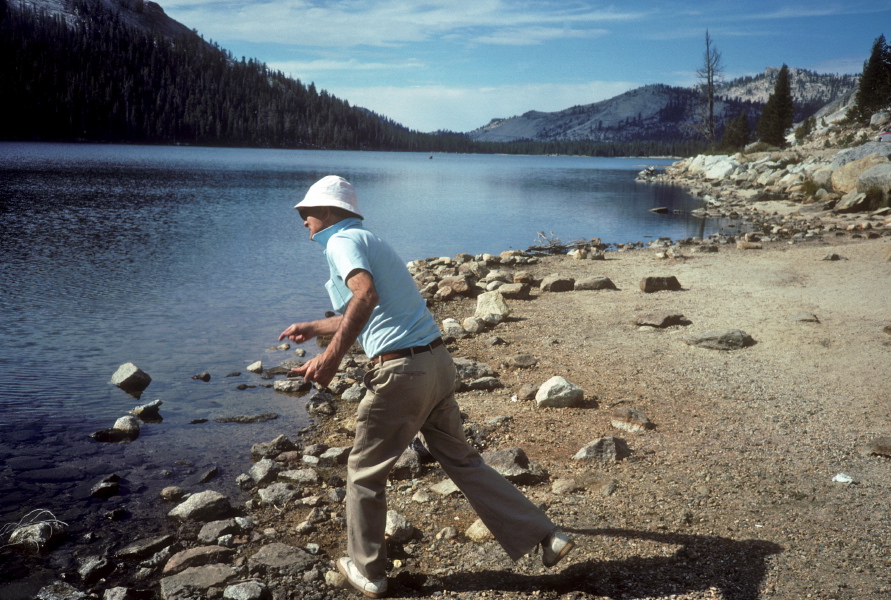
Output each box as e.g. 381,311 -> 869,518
789,312 -> 820,323
90,479 -> 120,499
385,510 -> 416,543
251,435 -> 297,459
35,582 -> 88,600
462,316 -> 488,334
110,363 -> 152,394
214,413 -> 279,424
551,477 -> 583,495
250,458 -> 280,486
474,291 -> 510,325
610,408 -> 654,432
273,377 -> 312,393
736,240 -> 762,250
573,437 -> 631,462
453,357 -> 495,381
640,276 -> 681,293
247,542 -> 315,576
258,483 -> 298,506
635,312 -> 689,328
317,446 -> 351,467
465,377 -> 503,391
279,469 -> 321,485
160,486 -> 185,502
438,275 -> 474,296
198,519 -> 242,544
391,446 -> 424,481
535,376 -> 584,408
160,564 -> 236,600
103,588 -> 140,600
835,191 -> 868,213
192,371 -> 211,382
823,252 -> 845,261
78,555 -> 115,584
246,361 -> 263,374
325,569 -> 347,589
441,317 -> 467,338
857,163 -> 891,198
575,276 -> 617,291
465,518 -> 494,542
497,282 -> 530,299
113,415 -> 140,436
223,581 -> 268,600
501,354 -> 537,369
518,383 -> 538,401
685,329 -> 755,350
163,545 -> 235,575
540,274 -> 575,292
481,447 -> 548,484
116,534 -> 176,560
131,399 -> 162,419
831,153 -> 889,194
168,490 -> 232,522
830,142 -> 891,170
430,478 -> 460,495
341,382 -> 365,403
860,436 -> 891,457
8,519 -> 66,553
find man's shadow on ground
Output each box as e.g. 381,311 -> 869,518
397,528 -> 783,599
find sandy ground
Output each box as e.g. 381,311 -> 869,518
279,233 -> 891,600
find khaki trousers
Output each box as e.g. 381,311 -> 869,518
347,344 -> 555,580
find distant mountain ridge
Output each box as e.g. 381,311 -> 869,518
469,68 -> 859,143
15,0 -> 197,40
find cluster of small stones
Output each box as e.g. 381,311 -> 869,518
19,346 -> 661,600
637,139 -> 891,244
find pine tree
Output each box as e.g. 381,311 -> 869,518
720,112 -> 751,151
757,65 -> 794,147
851,34 -> 891,123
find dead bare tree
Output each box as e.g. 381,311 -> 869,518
695,30 -> 724,147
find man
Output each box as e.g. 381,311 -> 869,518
279,175 -> 574,598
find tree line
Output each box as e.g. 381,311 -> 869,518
0,0 -> 705,157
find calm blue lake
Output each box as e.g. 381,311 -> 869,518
0,142 -> 723,547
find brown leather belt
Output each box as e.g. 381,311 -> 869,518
374,337 -> 443,364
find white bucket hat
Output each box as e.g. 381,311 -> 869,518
295,175 -> 363,219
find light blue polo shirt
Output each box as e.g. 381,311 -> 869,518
313,218 -> 441,358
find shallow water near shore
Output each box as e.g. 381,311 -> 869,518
0,142 -> 734,586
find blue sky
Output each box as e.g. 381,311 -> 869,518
160,0 -> 890,133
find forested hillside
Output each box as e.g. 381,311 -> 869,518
0,0 -> 478,151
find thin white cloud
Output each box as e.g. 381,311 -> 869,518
162,0 -> 648,48
473,26 -> 609,46
268,58 -> 425,76
324,81 -> 639,132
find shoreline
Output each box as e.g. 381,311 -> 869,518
5,224 -> 889,599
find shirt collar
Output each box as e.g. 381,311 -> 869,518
313,217 -> 364,248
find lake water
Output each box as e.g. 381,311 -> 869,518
0,142 -> 727,579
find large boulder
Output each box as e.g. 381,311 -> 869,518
858,163 -> 891,200
830,142 -> 891,170
831,153 -> 889,194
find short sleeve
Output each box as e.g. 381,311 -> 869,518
327,233 -> 372,282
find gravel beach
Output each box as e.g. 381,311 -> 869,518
228,232 -> 891,600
